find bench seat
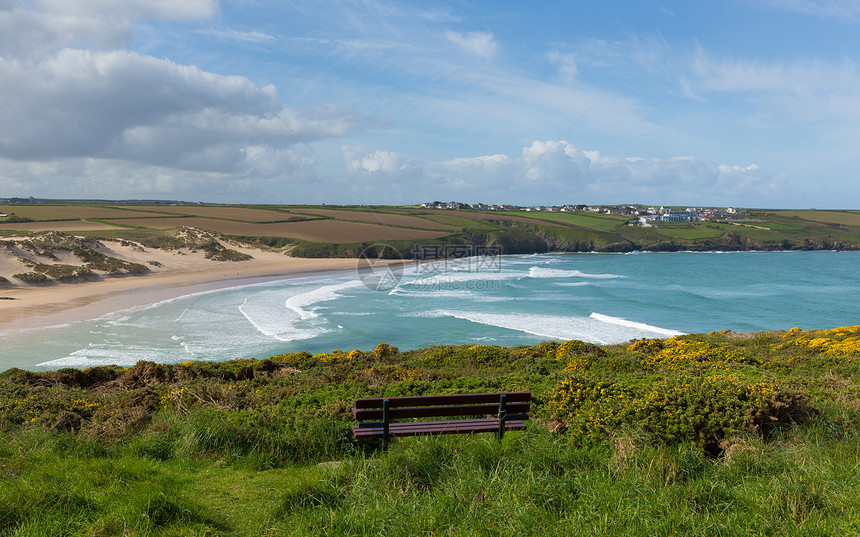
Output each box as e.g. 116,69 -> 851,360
352,392 -> 530,448
352,418 -> 527,439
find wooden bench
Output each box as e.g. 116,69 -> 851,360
352,392 -> 530,448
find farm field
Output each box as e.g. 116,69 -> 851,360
104,217 -> 449,242
645,224 -> 726,240
113,206 -> 301,222
2,203 -> 860,254
0,205 -> 164,221
413,209 -> 571,228
770,210 -> 860,226
288,208 -> 458,230
499,210 -> 630,232
0,220 -> 123,233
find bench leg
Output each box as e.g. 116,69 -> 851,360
497,394 -> 507,442
382,399 -> 390,450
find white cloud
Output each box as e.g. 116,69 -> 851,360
0,0 -> 363,196
32,0 -> 218,21
0,0 -> 218,59
686,47 -> 860,121
0,6 -> 130,58
0,48 -> 361,169
752,0 -> 860,20
346,149 -> 404,174
0,145 -> 323,202
419,8 -> 460,23
547,50 -> 578,80
199,28 -> 275,44
444,31 -> 497,60
341,142 -> 781,206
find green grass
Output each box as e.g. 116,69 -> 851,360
499,210 -> 629,233
418,213 -> 499,231
3,424 -> 860,536
648,224 -> 725,240
3,330 -> 860,534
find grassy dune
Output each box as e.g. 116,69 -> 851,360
2,328 -> 860,535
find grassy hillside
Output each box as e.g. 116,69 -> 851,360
5,204 -> 860,257
2,328 -> 860,535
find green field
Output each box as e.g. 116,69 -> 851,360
498,210 -> 629,232
772,210 -> 860,226
3,328 -> 860,535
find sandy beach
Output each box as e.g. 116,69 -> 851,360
0,239 -> 361,333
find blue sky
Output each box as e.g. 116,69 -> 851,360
1,0 -> 859,207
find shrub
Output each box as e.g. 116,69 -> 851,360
546,373 -> 811,452
25,262 -> 96,282
773,325 -> 860,358
374,343 -> 399,362
205,247 -> 253,262
628,338 -> 665,354
12,272 -> 50,284
269,351 -> 316,369
411,346 -> 457,368
634,336 -> 755,373
556,339 -> 607,359
456,344 -> 510,367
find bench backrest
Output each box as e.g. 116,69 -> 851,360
353,392 -> 531,421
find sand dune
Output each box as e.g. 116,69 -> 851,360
0,236 -> 361,333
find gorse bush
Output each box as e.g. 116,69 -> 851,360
548,373 -> 811,452
556,339 -> 607,359
774,325 -> 860,359
631,336 -> 755,372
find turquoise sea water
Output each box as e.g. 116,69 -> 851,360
1,251 -> 858,371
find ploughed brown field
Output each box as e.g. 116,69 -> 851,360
112,206 -> 301,222
0,205 -> 456,243
288,208 -> 458,231
0,220 -> 123,232
102,217 -> 449,242
0,206 -> 166,220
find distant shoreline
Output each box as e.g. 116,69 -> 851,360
0,252 -> 362,334
2,245 -> 856,335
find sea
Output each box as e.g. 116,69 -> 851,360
1,251 -> 858,371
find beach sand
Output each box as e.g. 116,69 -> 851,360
0,240 -> 361,333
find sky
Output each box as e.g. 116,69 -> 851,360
1,0 -> 859,208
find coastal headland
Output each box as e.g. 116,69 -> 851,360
2,201 -> 860,330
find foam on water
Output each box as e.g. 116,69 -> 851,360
400,269 -> 520,288
235,279 -> 364,342
37,344 -> 175,368
527,266 -> 622,279
283,280 -> 364,320
588,312 -> 684,338
6,250 -> 860,370
428,309 -> 682,344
